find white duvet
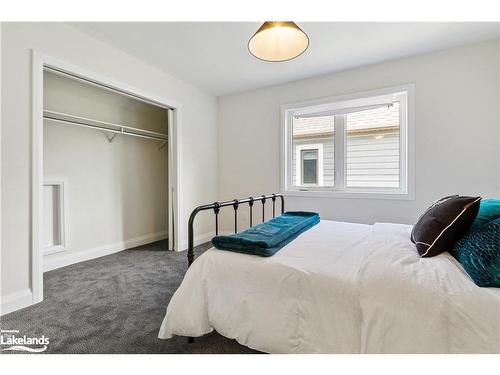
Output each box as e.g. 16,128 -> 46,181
158,220 -> 500,353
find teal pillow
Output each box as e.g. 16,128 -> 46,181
470,198 -> 500,231
452,218 -> 500,287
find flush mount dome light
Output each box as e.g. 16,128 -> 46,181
248,21 -> 309,62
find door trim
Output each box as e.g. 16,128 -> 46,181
31,50 -> 182,304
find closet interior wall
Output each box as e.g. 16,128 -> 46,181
42,70 -> 168,270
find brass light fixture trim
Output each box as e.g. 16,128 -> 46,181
248,21 -> 309,62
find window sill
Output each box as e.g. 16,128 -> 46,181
283,189 -> 414,201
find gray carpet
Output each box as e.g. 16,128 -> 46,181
0,241 -> 259,354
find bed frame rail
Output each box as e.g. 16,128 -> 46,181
187,193 -> 285,267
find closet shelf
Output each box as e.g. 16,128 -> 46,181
43,109 -> 168,142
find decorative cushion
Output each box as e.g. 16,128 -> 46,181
470,198 -> 500,231
452,218 -> 500,287
411,195 -> 481,257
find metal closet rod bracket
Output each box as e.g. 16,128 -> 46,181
106,132 -> 118,143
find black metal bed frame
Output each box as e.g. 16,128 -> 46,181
187,193 -> 285,267
185,193 -> 284,343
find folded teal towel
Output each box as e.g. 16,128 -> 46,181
212,211 -> 320,257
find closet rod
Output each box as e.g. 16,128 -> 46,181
44,110 -> 167,138
43,65 -> 173,111
44,116 -> 168,142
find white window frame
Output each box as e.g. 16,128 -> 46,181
295,144 -> 324,187
281,84 -> 415,200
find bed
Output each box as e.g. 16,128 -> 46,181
158,194 -> 500,353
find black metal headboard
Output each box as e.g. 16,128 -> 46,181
187,194 -> 285,267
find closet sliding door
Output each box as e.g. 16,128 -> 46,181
167,108 -> 174,251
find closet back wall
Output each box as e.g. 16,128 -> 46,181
43,72 -> 167,270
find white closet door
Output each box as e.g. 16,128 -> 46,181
167,108 -> 174,251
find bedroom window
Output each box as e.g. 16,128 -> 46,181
282,85 -> 414,199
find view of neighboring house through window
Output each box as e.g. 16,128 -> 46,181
286,88 -> 410,196
292,116 -> 333,188
346,102 -> 400,188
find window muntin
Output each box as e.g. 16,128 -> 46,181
284,89 -> 409,197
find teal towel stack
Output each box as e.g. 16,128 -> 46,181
212,211 -> 320,257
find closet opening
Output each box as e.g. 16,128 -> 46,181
32,53 -> 181,304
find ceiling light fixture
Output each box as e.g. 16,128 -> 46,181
248,21 -> 309,62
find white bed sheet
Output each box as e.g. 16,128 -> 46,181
158,220 -> 500,353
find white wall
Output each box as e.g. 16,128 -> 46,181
43,71 -> 168,270
1,23 -> 218,312
218,40 -> 500,231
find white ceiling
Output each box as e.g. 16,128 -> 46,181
69,22 -> 499,96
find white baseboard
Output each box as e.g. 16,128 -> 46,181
178,230 -> 234,251
44,231 -> 168,272
179,231 -> 219,252
0,288 -> 33,316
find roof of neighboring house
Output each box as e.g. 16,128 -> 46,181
293,102 -> 400,137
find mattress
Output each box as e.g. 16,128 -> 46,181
158,220 -> 500,353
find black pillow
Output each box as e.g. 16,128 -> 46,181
411,195 -> 481,257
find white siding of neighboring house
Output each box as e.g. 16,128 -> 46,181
292,132 -> 400,188
346,132 -> 400,188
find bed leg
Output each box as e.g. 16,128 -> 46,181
188,337 -> 194,343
